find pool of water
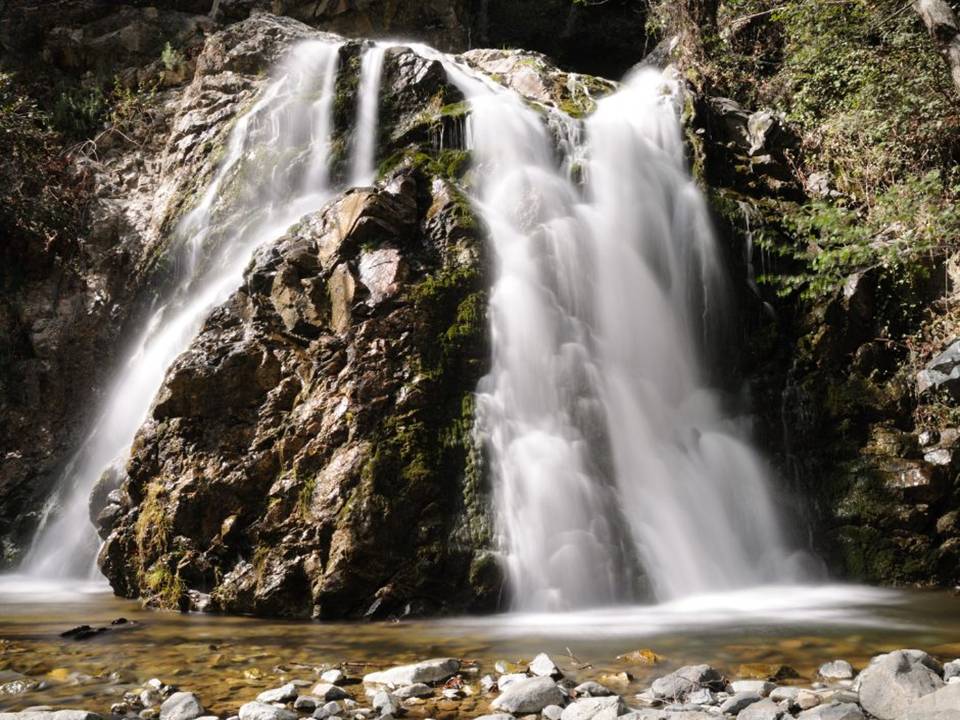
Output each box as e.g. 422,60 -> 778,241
0,578 -> 958,717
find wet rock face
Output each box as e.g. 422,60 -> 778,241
0,11 -> 301,567
99,165 -> 497,617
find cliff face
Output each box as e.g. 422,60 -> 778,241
93,19 -> 498,616
679,0 -> 960,588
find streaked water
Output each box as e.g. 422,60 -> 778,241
350,44 -> 387,186
23,39 -> 344,578
438,61 -> 811,609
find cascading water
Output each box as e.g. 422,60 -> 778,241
350,44 -> 387,186
19,30 -> 806,610
23,39 -> 344,579
435,60 -> 807,609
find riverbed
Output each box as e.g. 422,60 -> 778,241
0,580 -> 958,717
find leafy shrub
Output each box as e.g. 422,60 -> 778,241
758,171 -> 960,300
698,0 -> 960,301
51,81 -> 108,138
0,72 -> 86,282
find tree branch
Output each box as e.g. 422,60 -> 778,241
913,0 -> 960,96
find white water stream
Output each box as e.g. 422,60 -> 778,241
350,44 -> 387,186
23,39 -> 345,578
431,60 -> 809,609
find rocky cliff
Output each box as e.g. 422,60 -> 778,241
676,0 -> 960,588
91,19 -> 500,616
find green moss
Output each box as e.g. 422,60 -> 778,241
439,101 -> 469,118
134,483 -> 171,563
344,258 -> 491,591
144,564 -> 186,609
377,146 -> 471,183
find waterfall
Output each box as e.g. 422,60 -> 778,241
350,45 -> 387,186
435,59 -> 805,609
20,30 -> 806,609
23,39 -> 344,579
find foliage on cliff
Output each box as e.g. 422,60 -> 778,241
0,72 -> 87,282
659,0 -> 960,587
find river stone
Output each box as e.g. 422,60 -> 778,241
474,716 -> 516,720
499,674 -> 528,690
491,677 -> 565,714
293,697 -> 319,711
719,691 -> 762,714
684,688 -> 715,705
320,670 -> 346,685
623,712 -> 713,720
311,684 -> 349,701
530,654 -> 562,679
238,703 -> 296,720
819,661 -> 855,681
730,680 -> 776,696
797,703 -> 865,720
142,689 -> 164,708
160,693 -> 205,720
797,689 -> 822,710
738,699 -> 785,720
559,696 -> 624,720
903,682 -> 960,719
257,684 -> 298,704
312,702 -> 341,720
371,691 -> 400,716
857,650 -> 945,720
394,684 -> 432,699
363,659 -> 459,688
0,714 -> 103,720
543,705 -> 564,720
944,660 -> 960,681
651,665 -> 725,701
574,682 -> 614,697
769,687 -> 799,702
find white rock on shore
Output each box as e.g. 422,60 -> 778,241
490,676 -> 564,714
362,659 -> 459,688
159,693 -> 205,720
237,702 -> 297,720
256,684 -> 298,704
0,713 -> 102,720
857,649 -> 944,720
819,660 -> 855,681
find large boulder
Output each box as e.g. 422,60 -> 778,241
650,665 -> 726,702
491,676 -> 566,714
856,650 -> 945,720
904,682 -> 960,719
363,658 -> 460,687
159,692 -> 205,720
